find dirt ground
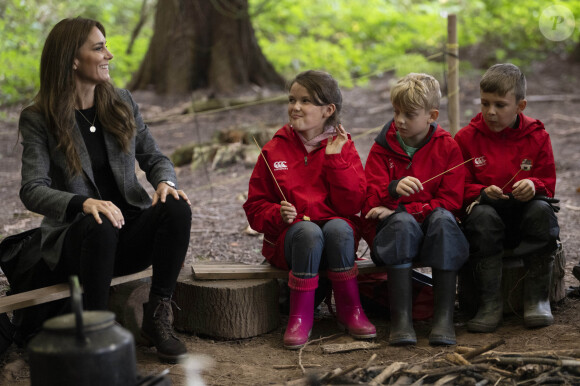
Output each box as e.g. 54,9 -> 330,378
0,57 -> 579,385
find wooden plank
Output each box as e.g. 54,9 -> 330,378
190,259 -> 387,280
0,268 -> 153,314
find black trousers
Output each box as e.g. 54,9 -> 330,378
463,199 -> 559,260
59,195 -> 192,310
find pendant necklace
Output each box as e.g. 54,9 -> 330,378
76,109 -> 97,133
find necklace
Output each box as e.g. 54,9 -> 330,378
76,109 -> 97,133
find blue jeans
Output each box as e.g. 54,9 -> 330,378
284,219 -> 355,278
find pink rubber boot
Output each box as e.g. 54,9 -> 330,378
283,273 -> 318,349
328,265 -> 376,339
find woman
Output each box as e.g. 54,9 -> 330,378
17,17 -> 191,363
243,70 -> 376,349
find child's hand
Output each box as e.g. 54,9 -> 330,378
325,124 -> 348,155
280,201 -> 297,224
511,179 -> 535,202
365,206 -> 395,220
483,185 -> 509,200
396,177 -> 423,197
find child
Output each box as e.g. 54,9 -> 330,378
455,63 -> 559,332
243,70 -> 375,349
363,73 -> 468,346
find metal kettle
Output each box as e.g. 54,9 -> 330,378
27,276 -> 138,386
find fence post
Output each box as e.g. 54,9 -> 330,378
447,14 -> 460,137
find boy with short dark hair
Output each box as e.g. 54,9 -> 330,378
363,73 -> 469,346
455,63 -> 559,332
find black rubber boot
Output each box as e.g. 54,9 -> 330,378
141,295 -> 188,363
467,253 -> 503,333
386,263 -> 416,345
523,253 -> 554,328
429,269 -> 457,345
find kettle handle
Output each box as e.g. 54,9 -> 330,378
69,275 -> 86,343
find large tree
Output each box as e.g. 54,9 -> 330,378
129,0 -> 285,96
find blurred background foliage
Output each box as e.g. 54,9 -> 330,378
1,0 -> 578,105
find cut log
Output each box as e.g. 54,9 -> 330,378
107,278 -> 151,344
173,272 -> 280,339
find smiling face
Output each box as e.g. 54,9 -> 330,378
480,90 -> 527,132
393,105 -> 438,147
73,26 -> 113,88
287,82 -> 335,141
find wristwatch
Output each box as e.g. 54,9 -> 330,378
161,180 -> 176,188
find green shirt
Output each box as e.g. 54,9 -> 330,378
396,131 -> 419,157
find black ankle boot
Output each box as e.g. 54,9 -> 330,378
141,295 -> 188,363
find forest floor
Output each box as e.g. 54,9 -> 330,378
0,57 -> 579,385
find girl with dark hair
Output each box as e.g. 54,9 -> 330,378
243,70 -> 375,349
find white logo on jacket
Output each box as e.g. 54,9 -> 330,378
273,161 -> 288,171
474,156 -> 487,167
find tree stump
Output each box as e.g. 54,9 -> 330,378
173,273 -> 279,339
108,278 -> 150,344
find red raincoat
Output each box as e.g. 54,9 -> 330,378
454,112 -> 556,209
243,124 -> 366,269
362,120 -> 465,245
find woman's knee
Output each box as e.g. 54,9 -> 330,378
76,215 -> 119,243
159,195 -> 192,227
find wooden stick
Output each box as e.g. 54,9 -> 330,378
252,136 -> 287,202
501,168 -> 522,190
461,339 -> 505,360
421,157 -> 474,184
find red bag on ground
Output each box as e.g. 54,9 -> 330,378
357,268 -> 434,321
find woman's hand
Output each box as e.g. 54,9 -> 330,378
325,124 -> 348,155
396,177 -> 423,197
153,182 -> 191,206
511,179 -> 535,202
280,201 -> 297,224
365,206 -> 394,221
483,185 -> 509,200
82,198 -> 125,229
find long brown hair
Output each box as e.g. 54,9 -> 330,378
28,17 -> 135,175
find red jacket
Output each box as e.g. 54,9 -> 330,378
362,120 -> 465,244
243,124 -> 366,270
454,113 -> 556,208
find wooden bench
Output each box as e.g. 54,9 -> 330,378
0,268 -> 154,314
0,259 -> 385,314
190,258 -> 388,280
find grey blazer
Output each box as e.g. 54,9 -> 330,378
19,88 -> 177,269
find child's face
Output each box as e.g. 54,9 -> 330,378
393,106 -> 438,147
480,91 -> 526,132
288,83 -> 335,141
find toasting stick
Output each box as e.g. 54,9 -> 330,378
421,157 -> 474,185
252,136 -> 310,221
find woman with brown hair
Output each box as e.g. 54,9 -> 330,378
15,17 -> 192,363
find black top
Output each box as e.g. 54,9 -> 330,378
67,107 -> 135,219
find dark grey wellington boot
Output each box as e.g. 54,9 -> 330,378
386,263 -> 416,345
523,253 -> 554,328
467,253 -> 503,333
429,269 -> 457,345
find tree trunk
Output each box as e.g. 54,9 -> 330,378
128,0 -> 285,96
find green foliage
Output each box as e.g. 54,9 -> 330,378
250,0 -> 580,85
1,0 -> 578,105
0,0 -> 152,106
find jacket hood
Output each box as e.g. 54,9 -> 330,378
468,112 -> 545,140
374,119 -> 447,158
